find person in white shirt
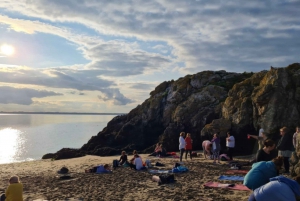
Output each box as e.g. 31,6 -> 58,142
179,132 -> 186,162
293,126 -> 300,150
259,128 -> 264,137
226,132 -> 235,160
130,155 -> 143,170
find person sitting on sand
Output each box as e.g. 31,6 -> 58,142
119,151 -> 128,165
202,140 -> 212,159
243,156 -> 283,190
185,133 -> 193,160
248,175 -> 300,201
256,139 -> 276,162
130,155 -> 144,170
0,175 -> 23,201
211,133 -> 221,164
130,150 -> 143,164
149,143 -> 162,156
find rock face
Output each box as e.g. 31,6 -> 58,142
43,63 -> 300,160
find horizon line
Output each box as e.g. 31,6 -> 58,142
0,111 -> 126,115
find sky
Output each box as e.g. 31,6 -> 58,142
0,0 -> 299,113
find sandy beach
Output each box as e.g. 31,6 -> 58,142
0,153 -> 252,201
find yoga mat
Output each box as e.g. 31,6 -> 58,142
204,182 -> 251,191
149,170 -> 172,174
225,169 -> 249,175
218,175 -> 244,181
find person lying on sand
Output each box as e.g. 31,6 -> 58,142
0,175 -> 23,201
96,164 -> 112,173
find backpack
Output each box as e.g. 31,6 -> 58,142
113,160 -> 119,168
158,174 -> 175,185
191,152 -> 197,157
58,167 -> 69,174
145,159 -> 152,167
230,163 -> 242,170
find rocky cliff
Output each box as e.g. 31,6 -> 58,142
43,63 -> 300,159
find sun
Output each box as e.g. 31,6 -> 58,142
0,44 -> 15,56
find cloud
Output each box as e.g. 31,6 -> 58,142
130,83 -> 156,90
0,0 -> 299,74
98,88 -> 133,105
0,66 -> 134,105
0,86 -> 62,105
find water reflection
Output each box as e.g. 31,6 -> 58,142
0,128 -> 25,164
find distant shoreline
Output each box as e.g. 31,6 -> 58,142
0,112 -> 126,115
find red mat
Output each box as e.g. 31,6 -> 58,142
225,169 -> 249,175
204,182 -> 251,191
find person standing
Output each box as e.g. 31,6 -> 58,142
179,132 -> 186,163
259,128 -> 264,137
248,131 -> 268,150
277,127 -> 294,174
293,126 -> 300,150
185,133 -> 193,160
211,133 -> 221,164
226,132 -> 235,161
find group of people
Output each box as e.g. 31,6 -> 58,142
118,150 -> 146,170
248,126 -> 297,174
201,132 -> 235,163
243,126 -> 300,200
244,156 -> 300,201
178,132 -> 193,162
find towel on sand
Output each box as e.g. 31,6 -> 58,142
204,182 -> 250,191
218,175 -> 244,181
225,169 -> 249,175
149,170 -> 172,174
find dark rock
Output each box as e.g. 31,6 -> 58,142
42,148 -> 85,160
46,63 -> 300,163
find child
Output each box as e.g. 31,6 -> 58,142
211,133 -> 220,164
1,175 -> 23,201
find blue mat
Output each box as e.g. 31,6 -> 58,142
218,175 -> 244,181
149,170 -> 172,174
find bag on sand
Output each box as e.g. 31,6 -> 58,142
158,174 -> 175,185
58,166 -> 69,174
191,152 -> 198,157
113,160 -> 119,168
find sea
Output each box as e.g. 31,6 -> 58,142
0,113 -> 118,164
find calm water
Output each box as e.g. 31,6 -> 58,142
0,114 -> 116,164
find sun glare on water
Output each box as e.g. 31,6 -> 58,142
0,128 -> 24,164
0,44 -> 15,56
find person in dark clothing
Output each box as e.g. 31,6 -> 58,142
256,139 -> 276,162
277,127 -> 294,173
119,151 -> 128,165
